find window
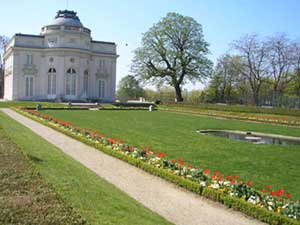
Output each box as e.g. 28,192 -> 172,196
25,76 -> 34,97
26,54 -> 33,65
98,79 -> 105,98
66,68 -> 76,96
47,68 -> 56,95
83,70 -> 89,94
99,59 -> 105,69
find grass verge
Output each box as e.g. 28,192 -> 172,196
0,128 -> 86,225
0,111 -> 172,225
0,101 -> 63,108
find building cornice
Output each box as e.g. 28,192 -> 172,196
7,46 -> 119,58
91,40 -> 116,45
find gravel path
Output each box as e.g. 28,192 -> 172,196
1,108 -> 265,225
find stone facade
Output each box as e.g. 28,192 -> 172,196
3,10 -> 118,102
0,66 -> 3,98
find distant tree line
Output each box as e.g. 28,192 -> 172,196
127,12 -> 300,107
120,32 -> 300,108
204,34 -> 300,107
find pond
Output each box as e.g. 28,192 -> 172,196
197,130 -> 300,146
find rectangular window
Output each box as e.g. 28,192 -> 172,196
26,54 -> 33,65
66,75 -> 71,95
99,59 -> 105,70
98,80 -> 105,98
25,76 -> 34,97
48,74 -> 56,95
83,75 -> 88,94
71,75 -> 76,95
66,74 -> 76,96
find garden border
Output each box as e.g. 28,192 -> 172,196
12,107 -> 300,225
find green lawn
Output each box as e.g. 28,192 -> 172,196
160,103 -> 300,117
0,128 -> 85,225
0,101 -> 63,108
0,112 -> 172,225
44,110 -> 300,200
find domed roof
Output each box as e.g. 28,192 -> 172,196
49,10 -> 83,27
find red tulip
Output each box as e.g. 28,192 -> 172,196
204,169 -> 210,174
262,189 -> 267,193
246,181 -> 253,187
270,191 -> 276,196
157,152 -> 166,158
286,193 -> 291,199
226,175 -> 232,181
276,189 -> 285,197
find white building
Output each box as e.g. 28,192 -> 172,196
3,10 -> 118,102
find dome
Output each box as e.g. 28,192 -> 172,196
49,10 -> 83,28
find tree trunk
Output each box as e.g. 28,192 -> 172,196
253,92 -> 260,106
174,84 -> 183,102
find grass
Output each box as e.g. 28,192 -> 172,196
160,103 -> 300,117
159,104 -> 300,126
0,101 -> 63,108
43,109 -> 300,200
0,128 -> 86,225
0,112 -> 172,225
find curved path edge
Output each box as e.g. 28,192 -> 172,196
1,108 -> 265,225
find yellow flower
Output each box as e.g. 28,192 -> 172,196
277,207 -> 281,213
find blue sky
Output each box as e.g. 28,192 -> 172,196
1,0 -> 299,90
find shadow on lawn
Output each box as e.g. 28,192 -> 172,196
27,154 -> 44,163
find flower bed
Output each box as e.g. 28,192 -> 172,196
14,107 -> 300,225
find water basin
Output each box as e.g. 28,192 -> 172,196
197,130 -> 300,146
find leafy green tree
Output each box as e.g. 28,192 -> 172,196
286,69 -> 300,97
131,12 -> 212,102
186,90 -> 202,104
205,55 -> 241,103
116,75 -> 145,102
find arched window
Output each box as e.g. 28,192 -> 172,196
47,67 -> 56,95
66,68 -> 76,96
83,70 -> 89,94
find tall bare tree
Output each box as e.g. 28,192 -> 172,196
131,12 -> 213,102
213,54 -> 242,102
290,41 -> 300,96
265,34 -> 292,96
0,35 -> 9,67
0,35 -> 9,97
231,34 -> 268,105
